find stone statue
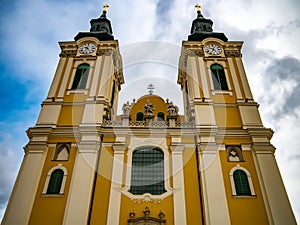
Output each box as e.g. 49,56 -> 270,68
167,101 -> 179,116
122,101 -> 131,115
144,100 -> 155,116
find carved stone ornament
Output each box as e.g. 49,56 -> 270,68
132,194 -> 162,204
127,206 -> 166,225
226,146 -> 244,162
59,50 -> 77,57
224,50 -> 242,57
96,48 -> 113,56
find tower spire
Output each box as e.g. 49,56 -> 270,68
195,4 -> 202,14
188,4 -> 228,42
103,3 -> 109,12
74,3 -> 114,41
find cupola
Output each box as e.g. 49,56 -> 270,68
74,4 -> 114,41
188,4 -> 228,42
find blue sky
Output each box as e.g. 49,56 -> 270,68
0,0 -> 300,222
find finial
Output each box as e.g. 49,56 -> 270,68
195,4 -> 202,13
103,3 -> 109,12
147,83 -> 155,95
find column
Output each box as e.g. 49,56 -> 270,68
253,145 -> 297,225
1,143 -> 48,225
199,143 -> 231,225
170,144 -> 187,225
63,133 -> 100,225
106,142 -> 126,225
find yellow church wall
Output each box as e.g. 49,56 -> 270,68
119,195 -> 174,225
89,145 -> 113,225
211,93 -> 237,104
63,93 -> 88,103
183,147 -> 203,225
219,151 -> 269,225
214,106 -> 242,128
57,105 -> 84,126
216,137 -> 252,145
28,146 -> 77,225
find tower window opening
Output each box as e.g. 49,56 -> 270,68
211,64 -> 228,90
157,112 -> 165,121
130,147 -> 166,195
47,169 -> 64,194
71,64 -> 90,89
233,170 -> 251,196
136,112 -> 144,121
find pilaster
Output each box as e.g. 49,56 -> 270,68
63,130 -> 100,225
252,144 -> 297,225
106,142 -> 126,225
1,142 -> 48,225
198,142 -> 231,225
170,143 -> 187,225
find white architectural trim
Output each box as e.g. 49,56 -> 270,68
42,164 -> 68,195
229,165 -> 256,196
235,58 -> 253,99
227,58 -> 243,99
58,57 -> 73,98
63,145 -> 99,225
199,144 -> 231,225
48,57 -> 66,98
106,142 -> 126,225
1,145 -> 48,225
170,144 -> 187,225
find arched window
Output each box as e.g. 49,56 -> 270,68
47,169 -> 64,194
136,112 -> 144,121
71,64 -> 90,89
157,112 -> 165,121
233,170 -> 251,196
130,147 -> 166,195
42,165 -> 68,195
211,64 -> 228,90
230,167 -> 255,196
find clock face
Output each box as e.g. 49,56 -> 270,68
204,43 -> 222,55
79,43 -> 96,54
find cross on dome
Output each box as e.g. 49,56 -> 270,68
195,4 -> 202,13
147,83 -> 155,95
103,3 -> 109,12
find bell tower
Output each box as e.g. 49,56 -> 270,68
178,5 -> 297,225
2,5 -> 123,225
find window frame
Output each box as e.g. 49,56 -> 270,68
210,63 -> 228,90
42,165 -> 68,195
71,63 -> 90,90
229,166 -> 256,197
129,147 -> 166,196
122,144 -> 172,200
207,62 -> 233,96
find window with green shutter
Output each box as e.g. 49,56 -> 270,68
71,64 -> 90,89
211,64 -> 228,90
136,112 -> 144,121
47,169 -> 64,194
233,169 -> 251,196
157,112 -> 165,121
130,147 -> 166,195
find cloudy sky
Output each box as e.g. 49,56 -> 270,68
0,0 -> 299,222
